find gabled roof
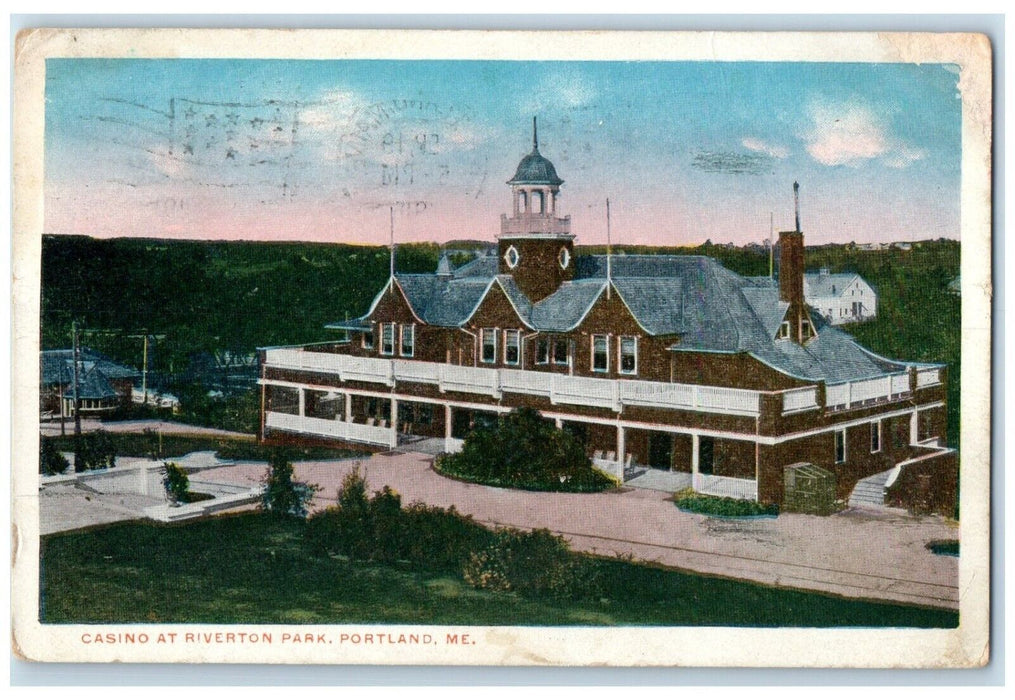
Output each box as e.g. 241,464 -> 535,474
77,366 -> 119,400
803,271 -> 863,298
336,252 -> 911,384
40,348 -> 141,386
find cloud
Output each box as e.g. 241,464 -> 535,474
742,137 -> 789,159
690,150 -> 772,175
802,98 -> 924,169
519,70 -> 597,114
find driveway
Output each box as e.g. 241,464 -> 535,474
195,452 -> 960,610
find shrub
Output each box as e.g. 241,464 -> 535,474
260,452 -> 319,518
436,408 -> 612,492
162,462 -> 190,504
40,437 -> 69,475
462,528 -> 603,600
673,489 -> 779,518
77,430 -> 117,471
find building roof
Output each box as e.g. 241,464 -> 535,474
508,148 -> 564,186
77,366 -> 120,400
803,271 -> 863,298
340,253 -> 910,384
40,348 -> 141,386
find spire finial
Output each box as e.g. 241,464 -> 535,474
793,181 -> 801,232
532,116 -> 538,152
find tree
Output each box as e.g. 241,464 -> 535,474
40,437 -> 69,476
162,462 -> 190,505
260,452 -> 319,518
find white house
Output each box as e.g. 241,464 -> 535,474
804,269 -> 877,325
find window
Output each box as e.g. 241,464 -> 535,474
504,245 -> 520,269
481,328 -> 497,364
801,320 -> 814,340
553,338 -> 569,366
870,421 -> 882,453
503,330 -> 521,365
592,334 -> 609,373
400,324 -> 415,357
777,321 -> 790,339
619,336 -> 637,375
362,327 -> 374,350
834,429 -> 846,464
558,247 -> 571,269
380,323 -> 395,356
536,338 -> 550,365
532,190 -> 544,214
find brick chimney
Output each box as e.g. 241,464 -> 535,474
778,182 -> 811,343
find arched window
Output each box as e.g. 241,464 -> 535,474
532,190 -> 544,214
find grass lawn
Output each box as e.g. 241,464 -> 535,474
40,512 -> 957,628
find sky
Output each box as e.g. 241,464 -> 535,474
44,59 -> 962,247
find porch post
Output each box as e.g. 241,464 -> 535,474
555,417 -> 563,429
298,387 -> 306,417
910,409 -> 919,445
444,405 -> 454,452
344,392 -> 352,421
691,433 -> 700,485
616,424 -> 626,468
389,397 -> 399,448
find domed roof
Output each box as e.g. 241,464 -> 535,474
507,118 -> 563,186
508,148 -> 564,186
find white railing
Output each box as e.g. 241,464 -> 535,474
444,437 -> 465,454
692,473 -> 758,501
916,368 -> 941,388
782,386 -> 819,414
826,372 -> 911,411
265,411 -> 393,447
552,374 -> 619,410
264,348 -> 764,417
393,359 -> 440,385
440,364 -> 500,397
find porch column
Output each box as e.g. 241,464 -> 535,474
616,424 -> 626,467
910,410 -> 919,445
555,417 -> 563,429
691,433 -> 700,477
389,397 -> 399,448
344,392 -> 352,422
298,388 -> 306,417
444,405 -> 454,452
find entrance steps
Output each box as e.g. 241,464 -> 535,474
847,469 -> 894,508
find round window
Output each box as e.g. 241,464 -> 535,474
558,246 -> 571,270
504,245 -> 520,269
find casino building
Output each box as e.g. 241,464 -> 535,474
257,121 -> 956,509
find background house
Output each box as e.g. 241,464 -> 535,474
40,348 -> 141,418
803,269 -> 877,325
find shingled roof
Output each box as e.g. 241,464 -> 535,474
41,349 -> 141,386
337,252 -> 910,384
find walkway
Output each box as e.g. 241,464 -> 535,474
195,452 -> 959,610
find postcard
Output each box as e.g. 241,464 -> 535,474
11,28 -> 992,666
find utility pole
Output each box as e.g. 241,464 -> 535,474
126,331 -> 166,406
71,321 -> 82,471
606,198 -> 612,300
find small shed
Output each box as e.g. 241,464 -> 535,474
783,462 -> 836,515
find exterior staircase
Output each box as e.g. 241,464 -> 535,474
847,469 -> 894,508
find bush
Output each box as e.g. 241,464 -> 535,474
260,453 -> 319,518
162,462 -> 190,504
305,467 -> 492,573
436,408 -> 613,492
40,437 -> 69,475
673,489 -> 779,518
463,528 -> 603,600
77,430 -> 117,471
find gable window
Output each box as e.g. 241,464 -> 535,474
592,334 -> 609,373
400,324 -> 415,357
380,323 -> 395,356
777,321 -> 790,339
481,328 -> 497,364
834,429 -> 846,464
504,330 -> 521,365
619,336 -> 638,375
362,326 -> 375,350
870,421 -> 882,453
801,320 -> 814,340
536,338 -> 550,365
553,338 -> 569,366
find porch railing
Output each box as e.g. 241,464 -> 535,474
692,473 -> 759,501
265,411 -> 393,447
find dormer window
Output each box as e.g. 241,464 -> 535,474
504,245 -> 520,269
801,319 -> 814,340
558,247 -> 571,270
777,321 -> 791,340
